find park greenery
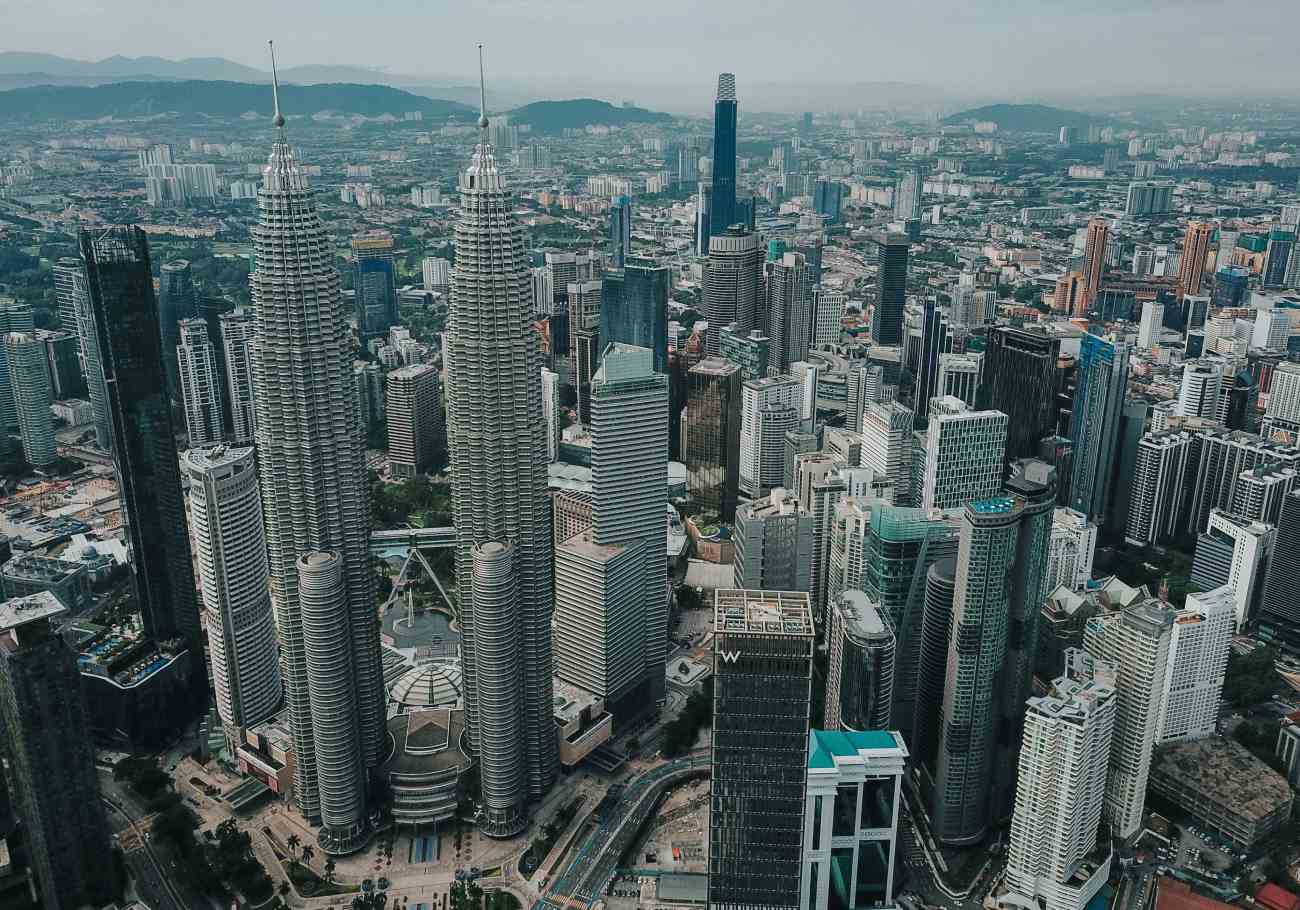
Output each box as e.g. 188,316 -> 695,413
371,473 -> 453,528
451,881 -> 520,910
1224,646 -> 1284,708
661,677 -> 713,757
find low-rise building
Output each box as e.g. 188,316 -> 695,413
0,553 -> 91,611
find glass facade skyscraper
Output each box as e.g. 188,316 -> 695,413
686,358 -> 742,520
600,260 -> 669,373
870,233 -> 909,346
157,258 -> 196,400
1069,334 -> 1131,522
80,227 -> 201,650
709,73 -> 738,237
351,230 -> 399,337
978,326 -> 1061,463
609,194 -> 632,268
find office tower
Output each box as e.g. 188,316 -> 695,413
608,195 -> 631,268
1264,228 -> 1295,287
800,729 -> 908,910
220,311 -> 256,443
1158,586 -> 1233,744
1260,490 -> 1300,651
813,178 -> 843,223
824,590 -> 896,731
4,333 -> 55,469
1189,510 -> 1275,630
175,317 -> 222,445
0,593 -> 115,910
1080,218 -> 1109,313
936,352 -> 980,406
1212,265 -> 1251,310
925,472 -> 1056,844
1125,429 -> 1193,546
709,73 -> 738,238
1124,180 -> 1173,216
791,361 -> 819,433
182,446 -> 282,754
63,269 -> 111,449
979,327 -> 1058,464
1177,360 -> 1222,418
861,401 -> 913,505
41,330 -> 84,400
695,183 -> 712,255
767,252 -> 814,374
568,279 -> 603,424
1263,362 -> 1300,439
423,255 -> 451,291
157,258 -> 195,399
911,297 -> 951,429
1138,300 -> 1164,349
1004,660 -> 1116,910
740,375 -> 802,499
600,260 -> 669,373
812,287 -> 846,348
386,363 -> 442,478
1180,220 -> 1216,300
1252,308 -> 1290,351
541,367 -> 560,463
80,227 -> 200,648
704,226 -> 763,356
786,433 -> 823,491
734,489 -> 813,593
248,89 -> 382,849
352,230 -> 398,337
53,256 -> 83,335
844,364 -> 881,436
1052,271 -> 1085,315
588,344 -> 669,704
893,168 -> 922,221
709,589 -> 814,910
911,557 -> 957,784
678,141 -> 701,184
687,357 -> 742,519
919,398 -> 1008,513
1069,335 -> 1131,522
443,95 -> 557,836
719,324 -> 770,381
1084,601 -> 1173,838
870,234 -> 909,346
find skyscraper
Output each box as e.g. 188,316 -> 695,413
158,258 -> 196,399
220,310 -> 256,443
911,297 -> 950,429
176,317 -> 223,446
386,363 -> 442,478
924,472 -> 1055,845
1158,586 -> 1233,744
0,299 -> 34,440
709,588 -> 813,910
600,260 -> 669,373
740,375 -> 802,498
766,252 -> 814,374
813,178 -> 843,223
52,256 -> 82,335
734,489 -> 813,593
569,279 -> 603,425
919,397 -> 1008,513
0,593 -> 116,910
1080,218 -> 1109,313
4,333 -> 55,469
352,230 -> 399,337
68,267 -> 111,449
709,73 -> 737,238
1069,334 -> 1131,523
824,590 -> 896,731
182,445 -> 282,755
704,226 -> 763,356
1260,489 -> 1300,652
870,233 -> 909,346
444,65 -> 557,836
1177,220 -> 1214,300
686,357 -> 742,519
894,168 -> 923,221
608,195 -> 632,268
860,401 -> 914,505
248,71 -> 382,851
80,226 -> 200,649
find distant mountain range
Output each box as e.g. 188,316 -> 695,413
507,99 -> 673,133
0,80 -> 475,122
942,103 -> 1103,132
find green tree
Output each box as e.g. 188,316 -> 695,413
324,857 -> 337,885
1224,646 -> 1282,707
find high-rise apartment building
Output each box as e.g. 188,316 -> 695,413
734,489 -> 814,593
812,287 -> 847,348
248,98 -> 382,850
860,401 -> 914,505
386,363 -> 442,478
4,333 -> 55,469
1177,360 -> 1222,419
1054,271 -> 1086,316
1004,656 -> 1116,910
1158,586 -> 1233,744
1138,300 -> 1164,349
1178,221 -> 1214,300
824,590 -> 896,731
687,357 -> 742,519
1080,218 -> 1109,313
1125,429 -> 1194,546
1189,509 -> 1275,630
978,327 -> 1060,464
740,375 -> 802,499
1084,601 -> 1174,839
352,230 -> 399,337
1124,181 -> 1174,216
1260,489 -> 1300,652
182,446 -> 282,754
704,226 -> 763,356
1069,334 -> 1131,522
709,589 -> 814,910
844,363 -> 882,437
767,252 -> 814,374
600,260 -> 669,373
0,299 -> 34,440
176,317 -> 223,446
52,256 -> 82,335
709,74 -> 738,238
893,169 -> 923,221
444,105 -> 557,835
80,227 -> 200,649
0,593 -> 116,910
919,397 -> 1008,513
870,234 -> 909,346
220,310 -> 256,443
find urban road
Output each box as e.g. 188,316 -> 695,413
534,752 -> 709,910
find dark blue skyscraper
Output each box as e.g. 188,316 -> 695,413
814,178 -> 843,223
601,260 -> 669,373
912,297 -> 950,429
351,230 -> 398,337
871,233 -> 910,346
1068,334 -> 1131,522
609,195 -> 632,268
709,73 -> 737,238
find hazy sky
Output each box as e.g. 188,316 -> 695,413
13,0 -> 1300,104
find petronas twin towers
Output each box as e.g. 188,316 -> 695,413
250,47 -> 554,846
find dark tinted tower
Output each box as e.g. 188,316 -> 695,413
709,73 -> 737,237
978,327 -> 1061,462
871,233 -> 909,346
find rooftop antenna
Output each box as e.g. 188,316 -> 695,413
269,40 -> 285,129
477,44 -> 489,131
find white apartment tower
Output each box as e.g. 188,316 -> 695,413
1158,586 -> 1234,744
1177,360 -> 1222,420
740,375 -> 802,498
920,397 -> 1008,512
4,333 -> 55,469
861,401 -> 914,506
219,311 -> 256,444
176,317 -> 223,446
